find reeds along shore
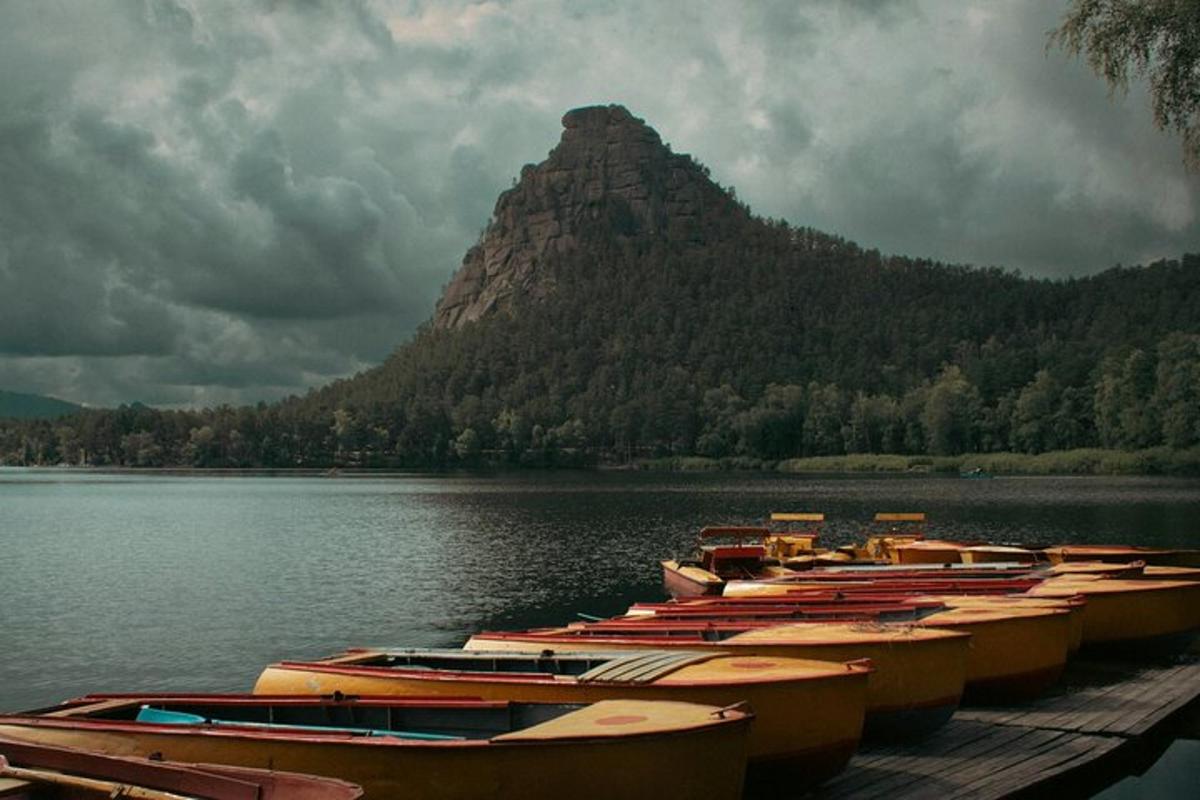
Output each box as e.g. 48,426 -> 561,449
639,446 -> 1200,475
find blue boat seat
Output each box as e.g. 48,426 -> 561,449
135,705 -> 463,740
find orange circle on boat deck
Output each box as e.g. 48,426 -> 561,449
727,660 -> 777,670
595,715 -> 649,726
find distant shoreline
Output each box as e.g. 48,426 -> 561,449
6,446 -> 1200,477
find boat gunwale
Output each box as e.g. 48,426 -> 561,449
468,625 -> 973,648
263,657 -> 875,686
1032,578 -> 1200,596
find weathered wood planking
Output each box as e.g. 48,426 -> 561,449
815,654 -> 1200,799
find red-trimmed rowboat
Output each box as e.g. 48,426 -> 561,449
465,621 -> 970,740
253,649 -> 870,793
0,695 -> 751,800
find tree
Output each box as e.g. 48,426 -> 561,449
734,384 -> 806,459
1011,371 -> 1063,453
803,383 -> 846,456
1094,348 -> 1162,447
1051,0 -> 1200,167
1153,332 -> 1200,446
454,427 -> 482,461
922,366 -> 982,456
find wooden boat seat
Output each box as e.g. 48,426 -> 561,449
575,651 -> 714,684
44,699 -> 139,718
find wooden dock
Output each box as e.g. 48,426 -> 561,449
815,651 -> 1200,799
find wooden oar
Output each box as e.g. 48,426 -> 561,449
0,755 -> 198,800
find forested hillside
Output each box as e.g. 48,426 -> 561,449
0,390 -> 81,421
3,106 -> 1200,468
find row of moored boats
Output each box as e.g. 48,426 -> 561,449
3,512 -> 1199,799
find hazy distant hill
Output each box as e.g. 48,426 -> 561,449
2,105 -> 1199,467
0,390 -> 81,420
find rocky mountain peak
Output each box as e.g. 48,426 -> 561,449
432,104 -> 742,330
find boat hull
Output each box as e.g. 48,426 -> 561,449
959,546 -> 1039,565
466,625 -> 969,740
0,699 -> 749,800
918,608 -> 1071,701
1044,546 -> 1200,568
254,655 -> 868,790
1028,579 -> 1200,649
923,596 -> 1086,656
892,543 -> 963,565
661,560 -> 723,598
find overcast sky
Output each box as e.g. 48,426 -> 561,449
2,0 -> 1197,408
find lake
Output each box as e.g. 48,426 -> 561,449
2,468 -> 1198,794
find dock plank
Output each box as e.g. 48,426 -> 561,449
815,653 -> 1200,799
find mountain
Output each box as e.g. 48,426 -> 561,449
0,390 -> 82,420
434,105 -> 748,329
3,104 -> 1200,467
300,104 -> 1200,462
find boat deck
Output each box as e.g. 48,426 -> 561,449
815,650 -> 1200,799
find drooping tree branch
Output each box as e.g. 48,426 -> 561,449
1050,0 -> 1200,167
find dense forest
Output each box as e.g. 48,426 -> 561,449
3,233 -> 1199,470
3,105 -> 1200,470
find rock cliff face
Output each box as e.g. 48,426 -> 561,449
433,104 -> 746,330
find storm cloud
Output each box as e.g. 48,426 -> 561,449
1,0 -> 1197,407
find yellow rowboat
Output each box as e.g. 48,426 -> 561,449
1047,561 -> 1200,582
722,573 -> 1043,598
1047,561 -> 1146,579
466,623 -> 970,740
0,695 -> 751,800
1042,545 -> 1200,568
1027,578 -> 1200,649
254,649 -> 869,793
661,526 -> 792,598
890,540 -> 964,565
959,545 -> 1040,565
660,560 -> 726,597
915,607 -> 1072,701
1145,566 -> 1200,581
916,595 -> 1086,656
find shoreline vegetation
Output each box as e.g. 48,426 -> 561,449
5,446 -> 1200,477
636,447 -> 1200,476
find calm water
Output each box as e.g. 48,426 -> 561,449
2,468 -> 1198,794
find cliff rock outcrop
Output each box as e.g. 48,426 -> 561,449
433,104 -> 745,329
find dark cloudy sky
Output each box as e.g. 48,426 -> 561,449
2,1 -> 1197,408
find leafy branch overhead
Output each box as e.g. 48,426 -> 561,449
1050,0 -> 1200,167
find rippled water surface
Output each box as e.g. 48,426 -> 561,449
2,468 -> 1198,792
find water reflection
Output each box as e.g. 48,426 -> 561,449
2,470 -> 1198,716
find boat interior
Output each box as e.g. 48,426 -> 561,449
333,649 -> 622,675
625,601 -> 947,622
508,625 -> 760,643
22,697 -> 588,741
